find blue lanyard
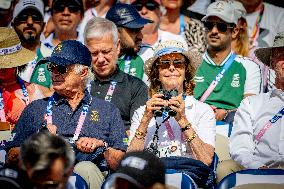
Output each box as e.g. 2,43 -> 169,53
0,77 -> 29,122
45,94 -> 91,143
180,14 -> 185,35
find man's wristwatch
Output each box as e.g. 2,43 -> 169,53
103,141 -> 109,151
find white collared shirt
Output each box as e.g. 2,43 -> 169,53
230,89 -> 284,168
130,95 -> 216,158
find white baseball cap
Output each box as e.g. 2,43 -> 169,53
0,0 -> 13,9
202,1 -> 238,25
13,0 -> 44,21
232,0 -> 246,19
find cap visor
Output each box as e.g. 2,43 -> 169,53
202,14 -> 235,24
123,17 -> 153,29
39,56 -> 74,67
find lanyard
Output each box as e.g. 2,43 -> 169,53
255,107 -> 284,143
0,77 -> 29,122
44,94 -> 91,143
123,55 -> 132,74
105,81 -> 117,102
200,53 -> 236,102
250,4 -> 264,46
179,14 -> 185,35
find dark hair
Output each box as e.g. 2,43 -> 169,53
148,54 -> 196,96
20,131 -> 75,177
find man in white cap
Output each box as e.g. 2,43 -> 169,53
194,1 -> 261,123
12,0 -> 45,53
216,31 -> 284,182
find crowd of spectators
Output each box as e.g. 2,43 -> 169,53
0,0 -> 284,188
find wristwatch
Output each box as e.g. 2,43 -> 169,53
103,141 -> 109,151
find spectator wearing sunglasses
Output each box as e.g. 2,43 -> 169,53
194,1 -> 261,124
159,0 -> 207,53
28,0 -> 84,98
4,40 -> 127,189
106,3 -> 152,83
130,0 -> 188,85
0,0 -> 17,27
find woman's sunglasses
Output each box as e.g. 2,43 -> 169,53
47,64 -> 69,74
53,3 -> 80,13
133,2 -> 159,11
203,21 -> 234,33
157,59 -> 186,70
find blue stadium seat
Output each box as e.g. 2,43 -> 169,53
69,172 -> 88,189
165,169 -> 198,189
217,169 -> 284,189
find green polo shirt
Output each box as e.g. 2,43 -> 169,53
194,52 -> 247,110
118,54 -> 144,80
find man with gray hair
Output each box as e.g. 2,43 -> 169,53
84,17 -> 148,133
4,40 -> 127,189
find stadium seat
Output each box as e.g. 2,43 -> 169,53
69,172 -> 88,189
217,169 -> 284,189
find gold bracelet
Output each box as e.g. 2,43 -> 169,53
134,133 -> 145,140
184,133 -> 197,143
181,122 -> 191,132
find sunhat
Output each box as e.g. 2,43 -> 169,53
144,40 -> 202,77
0,27 -> 35,69
255,31 -> 284,66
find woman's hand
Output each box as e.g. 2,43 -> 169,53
168,94 -> 186,121
143,93 -> 168,121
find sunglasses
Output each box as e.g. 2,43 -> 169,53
47,64 -> 69,74
157,59 -> 186,70
53,3 -> 80,13
133,2 -> 159,11
203,21 -> 234,33
15,13 -> 43,23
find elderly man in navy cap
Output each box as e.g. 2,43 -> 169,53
4,40 -> 127,189
106,3 -> 152,82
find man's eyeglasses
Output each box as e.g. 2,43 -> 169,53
157,59 -> 186,70
14,13 -> 43,23
133,2 -> 159,11
203,21 -> 234,33
53,3 -> 80,13
47,64 -> 69,74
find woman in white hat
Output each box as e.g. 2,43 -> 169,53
128,40 -> 215,166
0,27 -> 36,131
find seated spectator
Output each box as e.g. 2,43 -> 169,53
216,31 -> 284,182
0,0 -> 17,27
84,17 -> 148,132
106,3 -> 152,82
159,0 -> 206,53
0,27 -> 37,133
29,0 -> 84,93
194,1 -> 261,123
130,0 -> 188,85
128,40 -> 216,188
103,151 -> 166,189
231,0 -> 249,57
238,0 -> 284,48
20,130 -> 75,189
3,40 -> 127,189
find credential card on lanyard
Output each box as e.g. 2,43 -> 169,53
200,53 -> 236,102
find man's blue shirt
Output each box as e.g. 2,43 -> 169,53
5,92 -> 127,153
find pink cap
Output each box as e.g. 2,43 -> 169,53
130,0 -> 161,5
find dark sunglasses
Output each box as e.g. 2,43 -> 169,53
15,13 -> 43,23
157,59 -> 186,69
53,3 -> 80,13
203,21 -> 234,33
133,2 -> 159,11
47,64 -> 69,74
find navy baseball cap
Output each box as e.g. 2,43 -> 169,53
40,40 -> 92,67
106,3 -> 152,29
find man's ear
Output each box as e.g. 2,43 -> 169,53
231,26 -> 239,39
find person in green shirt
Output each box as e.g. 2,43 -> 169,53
194,1 -> 261,123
